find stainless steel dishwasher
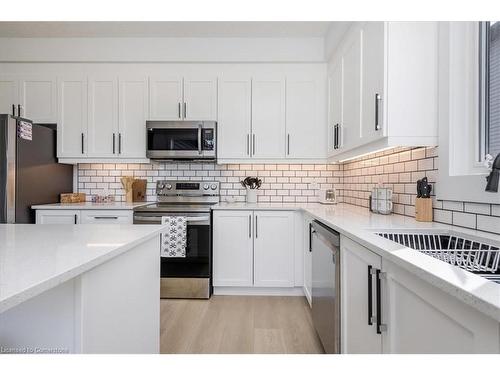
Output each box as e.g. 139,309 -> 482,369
311,220 -> 341,354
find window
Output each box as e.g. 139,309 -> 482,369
479,21 -> 500,160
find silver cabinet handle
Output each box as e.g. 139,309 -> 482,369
93,216 -> 119,219
287,134 -> 290,155
198,124 -> 202,155
81,133 -> 85,154
112,133 -> 116,154
247,134 -> 250,155
248,214 -> 252,238
119,133 -> 122,154
252,134 -> 256,155
12,104 -> 15,116
255,214 -> 258,238
183,102 -> 187,118
375,93 -> 381,131
178,102 -> 181,119
74,214 -> 78,224
337,124 -> 342,149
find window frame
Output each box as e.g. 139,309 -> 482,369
438,22 -> 500,204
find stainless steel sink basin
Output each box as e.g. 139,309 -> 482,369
375,230 -> 500,284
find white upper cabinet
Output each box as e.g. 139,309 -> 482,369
57,76 -> 88,158
217,76 -> 252,159
119,77 -> 148,158
286,75 -> 326,159
149,76 -> 216,121
253,211 -> 295,287
87,76 -> 119,157
149,76 -> 183,121
251,76 -> 286,159
183,77 -> 217,121
328,22 -> 439,161
0,75 -> 19,116
361,22 -> 385,143
340,32 -> 362,151
0,75 -> 56,123
20,76 -> 57,123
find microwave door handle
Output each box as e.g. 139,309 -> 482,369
198,124 -> 202,155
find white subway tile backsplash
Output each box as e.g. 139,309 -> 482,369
76,146 -> 499,235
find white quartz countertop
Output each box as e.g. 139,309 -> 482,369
213,202 -> 500,321
0,224 -> 162,314
32,202 -> 150,210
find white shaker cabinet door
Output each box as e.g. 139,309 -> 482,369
36,210 -> 80,224
253,211 -> 295,287
341,32 -> 362,150
213,210 -> 254,287
57,76 -> 88,158
303,214 -> 314,306
382,260 -> 500,354
20,76 -> 57,123
361,22 -> 385,143
286,76 -> 326,159
149,76 -> 183,121
341,236 -> 382,354
0,75 -> 19,116
251,76 -> 286,159
87,76 -> 119,157
119,77 -> 148,158
217,76 -> 252,159
183,76 -> 217,121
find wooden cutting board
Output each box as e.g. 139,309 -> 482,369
132,179 -> 147,202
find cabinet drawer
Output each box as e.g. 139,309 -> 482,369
80,210 -> 133,224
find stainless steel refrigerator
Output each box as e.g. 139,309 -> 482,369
0,114 -> 73,223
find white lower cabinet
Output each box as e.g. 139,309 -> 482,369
212,211 -> 254,287
341,236 -> 382,353
303,214 -> 313,306
36,209 -> 133,225
36,210 -> 80,224
382,260 -> 500,354
253,211 -> 294,287
80,210 -> 133,224
212,210 -> 295,289
341,235 -> 500,354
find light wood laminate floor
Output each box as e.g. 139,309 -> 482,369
160,295 -> 325,354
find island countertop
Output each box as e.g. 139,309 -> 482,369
0,224 -> 162,314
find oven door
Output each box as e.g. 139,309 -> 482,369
133,211 -> 211,278
146,121 -> 216,159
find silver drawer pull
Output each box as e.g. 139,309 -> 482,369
93,216 -> 119,219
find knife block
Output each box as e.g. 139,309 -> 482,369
415,198 -> 433,222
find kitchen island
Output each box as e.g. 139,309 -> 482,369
0,224 -> 162,354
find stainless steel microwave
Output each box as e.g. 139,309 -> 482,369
146,121 -> 216,160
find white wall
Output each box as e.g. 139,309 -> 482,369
0,37 -> 325,63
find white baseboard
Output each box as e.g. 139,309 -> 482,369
213,286 -> 305,296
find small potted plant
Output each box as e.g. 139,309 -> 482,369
240,176 -> 262,203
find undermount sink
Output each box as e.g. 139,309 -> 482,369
375,230 -> 500,284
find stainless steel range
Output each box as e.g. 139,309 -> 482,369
133,180 -> 219,299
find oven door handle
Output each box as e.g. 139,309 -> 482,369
134,215 -> 210,223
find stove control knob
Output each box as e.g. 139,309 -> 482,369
210,183 -> 218,190
203,184 -> 209,190
165,184 -> 172,190
157,183 -> 165,190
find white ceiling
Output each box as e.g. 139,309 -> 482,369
0,21 -> 335,38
